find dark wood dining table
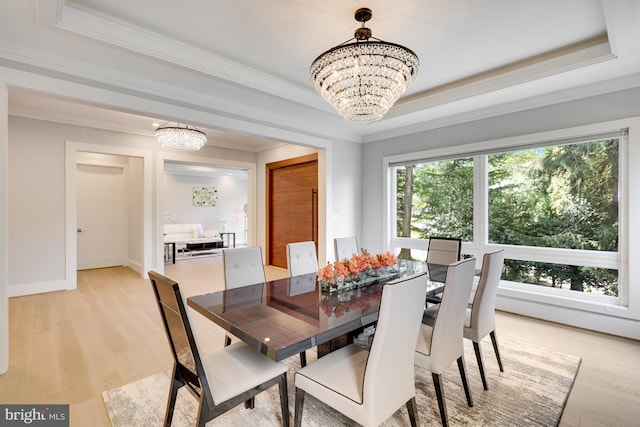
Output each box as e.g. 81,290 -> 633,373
187,259 -> 447,362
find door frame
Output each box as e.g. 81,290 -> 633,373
266,153 -> 318,266
65,141 -> 153,289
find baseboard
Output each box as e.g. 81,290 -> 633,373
496,294 -> 640,341
127,259 -> 143,275
8,279 -> 70,297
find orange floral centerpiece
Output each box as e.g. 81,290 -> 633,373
317,249 -> 398,292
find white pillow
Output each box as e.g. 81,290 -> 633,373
192,224 -> 205,237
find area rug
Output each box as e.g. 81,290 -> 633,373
103,337 -> 581,426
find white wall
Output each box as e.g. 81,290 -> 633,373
1,82 -> 8,374
128,157 -> 144,272
5,116 -> 262,296
9,117 -> 68,293
7,119 -> 155,296
361,88 -> 640,340
328,140 -> 362,260
164,171 -> 248,242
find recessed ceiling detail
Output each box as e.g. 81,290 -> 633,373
2,0 -> 638,144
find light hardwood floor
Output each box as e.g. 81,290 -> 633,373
1,256 -> 638,426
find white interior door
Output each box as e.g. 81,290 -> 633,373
77,164 -> 126,270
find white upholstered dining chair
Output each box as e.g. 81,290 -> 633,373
148,271 -> 290,427
293,273 -> 429,427
285,241 -> 319,367
422,250 -> 506,389
222,246 -> 266,347
425,236 -> 462,303
334,236 -> 359,261
415,257 -> 475,427
286,241 -> 319,277
463,249 -> 505,390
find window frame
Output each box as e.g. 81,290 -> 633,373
384,120 -> 633,319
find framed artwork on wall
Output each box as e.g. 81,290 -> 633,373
193,186 -> 218,206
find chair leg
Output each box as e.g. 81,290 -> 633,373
294,388 -> 305,427
299,351 -> 307,367
224,335 -> 232,347
432,373 -> 448,427
163,365 -> 181,427
490,330 -> 504,372
473,341 -> 489,390
196,396 -> 212,427
406,396 -> 420,427
278,373 -> 290,427
457,356 -> 474,407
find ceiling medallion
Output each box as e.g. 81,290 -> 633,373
310,8 -> 419,124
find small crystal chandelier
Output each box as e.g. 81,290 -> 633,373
154,122 -> 207,151
310,8 -> 419,124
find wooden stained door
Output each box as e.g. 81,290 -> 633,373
267,154 -> 318,268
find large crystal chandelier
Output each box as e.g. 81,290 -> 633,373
310,8 -> 419,124
155,123 -> 207,151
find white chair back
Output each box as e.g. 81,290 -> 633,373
465,249 -> 505,341
364,273 -> 429,419
222,246 -> 266,289
418,257 -> 475,373
286,241 -> 319,277
426,237 -> 461,265
293,272 -> 428,426
334,236 -> 359,261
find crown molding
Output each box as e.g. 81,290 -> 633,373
56,1 -> 324,111
9,105 -> 153,137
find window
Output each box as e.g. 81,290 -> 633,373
488,139 -> 619,296
394,158 -> 473,261
488,140 -> 618,251
388,130 -> 625,300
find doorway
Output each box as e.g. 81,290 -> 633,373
162,161 -> 250,248
76,163 -> 126,269
267,153 -> 318,268
65,143 -> 150,289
